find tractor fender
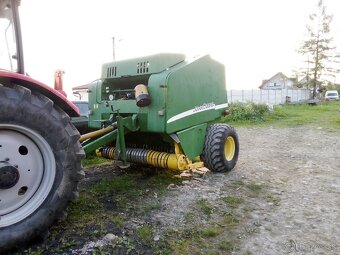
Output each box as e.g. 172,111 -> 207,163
0,71 -> 79,117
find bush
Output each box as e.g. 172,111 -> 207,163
224,102 -> 269,122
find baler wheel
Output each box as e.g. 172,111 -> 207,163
202,124 -> 239,172
0,84 -> 84,252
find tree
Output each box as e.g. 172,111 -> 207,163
298,0 -> 340,98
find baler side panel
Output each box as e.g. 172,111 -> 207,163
176,123 -> 207,160
165,55 -> 227,134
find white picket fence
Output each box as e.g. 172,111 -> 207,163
227,89 -> 311,105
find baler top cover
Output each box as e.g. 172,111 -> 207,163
102,53 -> 186,78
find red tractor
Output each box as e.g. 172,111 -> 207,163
0,0 -> 84,251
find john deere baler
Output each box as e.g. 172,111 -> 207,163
81,53 -> 239,172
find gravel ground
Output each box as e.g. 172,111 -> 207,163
149,126 -> 340,254
13,125 -> 340,254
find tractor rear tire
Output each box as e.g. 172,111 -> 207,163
0,84 -> 84,252
202,124 -> 239,172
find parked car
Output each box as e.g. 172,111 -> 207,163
324,90 -> 339,101
71,101 -> 94,134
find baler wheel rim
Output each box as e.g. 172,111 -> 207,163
224,136 -> 236,161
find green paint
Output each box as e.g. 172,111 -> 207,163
87,53 -> 228,163
176,123 -> 207,160
82,129 -> 117,155
83,116 -> 139,156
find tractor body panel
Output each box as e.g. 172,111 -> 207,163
0,71 -> 80,117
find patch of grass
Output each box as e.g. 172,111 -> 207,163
26,249 -> 44,255
82,152 -> 111,167
224,101 -> 340,130
66,194 -> 104,224
219,240 -> 235,252
58,237 -> 78,250
142,201 -> 162,213
90,174 -> 135,194
93,245 -> 106,255
196,199 -> 215,217
246,182 -> 263,197
165,217 -> 240,255
167,238 -> 196,255
114,236 -> 135,253
165,227 -> 209,255
222,196 -> 243,208
38,168 -> 181,254
184,212 -> 196,224
266,194 -> 281,206
200,226 -> 222,237
110,213 -> 125,228
137,224 -> 154,242
145,171 -> 182,194
222,211 -> 239,226
164,197 -> 241,254
223,102 -> 269,122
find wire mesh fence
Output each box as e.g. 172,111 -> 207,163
227,89 -> 311,105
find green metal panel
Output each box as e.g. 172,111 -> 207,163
165,55 -> 228,133
87,53 -> 229,161
176,123 -> 207,160
101,53 -> 185,78
140,72 -> 169,132
88,80 -> 103,129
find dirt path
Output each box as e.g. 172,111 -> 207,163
149,126 -> 340,254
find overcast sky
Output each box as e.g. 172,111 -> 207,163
19,0 -> 340,98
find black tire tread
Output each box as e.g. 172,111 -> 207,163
202,124 -> 239,172
0,84 -> 85,252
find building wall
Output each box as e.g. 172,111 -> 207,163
261,73 -> 295,90
262,75 -> 286,90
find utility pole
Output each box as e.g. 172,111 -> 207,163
112,37 -> 115,60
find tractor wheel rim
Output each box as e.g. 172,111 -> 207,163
0,124 -> 55,227
224,136 -> 236,161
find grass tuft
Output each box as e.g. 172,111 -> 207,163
196,199 -> 215,217
222,196 -> 243,208
219,240 -> 235,252
137,224 -> 154,242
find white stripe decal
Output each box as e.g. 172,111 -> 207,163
167,103 -> 228,124
215,103 -> 229,109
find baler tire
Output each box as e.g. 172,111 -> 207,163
202,124 -> 239,172
0,84 -> 85,252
